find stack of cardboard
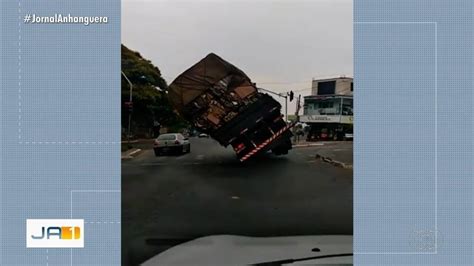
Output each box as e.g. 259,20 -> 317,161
169,53 -> 259,131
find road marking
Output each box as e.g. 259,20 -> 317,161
196,155 -> 204,160
230,196 -> 240,200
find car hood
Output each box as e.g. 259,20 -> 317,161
142,235 -> 353,265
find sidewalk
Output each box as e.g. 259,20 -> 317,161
121,138 -> 155,152
121,138 -> 155,145
121,138 -> 155,160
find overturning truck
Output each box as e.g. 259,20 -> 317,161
168,53 -> 293,162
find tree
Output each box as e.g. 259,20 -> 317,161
121,45 -> 187,137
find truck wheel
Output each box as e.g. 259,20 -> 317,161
273,148 -> 289,156
272,137 -> 292,156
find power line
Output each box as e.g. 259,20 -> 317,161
256,80 -> 310,85
292,88 -> 312,93
257,87 -> 312,95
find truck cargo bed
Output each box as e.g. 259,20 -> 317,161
168,53 -> 293,161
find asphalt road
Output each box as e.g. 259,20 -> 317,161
122,137 -> 352,265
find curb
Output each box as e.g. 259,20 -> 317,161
292,141 -> 345,148
121,148 -> 142,160
315,153 -> 353,169
293,143 -> 324,148
121,140 -> 139,144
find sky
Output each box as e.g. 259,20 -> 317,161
122,0 -> 353,114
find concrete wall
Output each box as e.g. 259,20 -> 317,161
311,77 -> 353,96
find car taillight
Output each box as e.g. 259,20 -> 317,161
175,140 -> 180,144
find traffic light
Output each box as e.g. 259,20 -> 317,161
289,91 -> 294,102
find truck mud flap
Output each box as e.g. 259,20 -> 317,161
239,123 -> 295,162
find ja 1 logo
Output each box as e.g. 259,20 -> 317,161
26,219 -> 84,248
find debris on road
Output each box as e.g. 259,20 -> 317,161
315,153 -> 352,169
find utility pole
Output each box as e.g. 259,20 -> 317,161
122,71 -> 133,147
295,94 -> 302,121
293,94 -> 302,143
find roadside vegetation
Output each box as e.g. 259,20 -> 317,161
121,44 -> 188,139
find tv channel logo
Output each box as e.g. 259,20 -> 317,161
26,219 -> 84,248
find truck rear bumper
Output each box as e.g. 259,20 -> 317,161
207,93 -> 294,162
238,122 -> 294,162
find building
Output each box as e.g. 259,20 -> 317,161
300,77 -> 353,140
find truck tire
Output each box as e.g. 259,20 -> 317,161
272,148 -> 289,156
272,138 -> 291,156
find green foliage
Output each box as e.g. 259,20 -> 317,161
121,44 -> 187,136
121,45 -> 167,90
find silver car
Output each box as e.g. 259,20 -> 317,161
153,133 -> 191,156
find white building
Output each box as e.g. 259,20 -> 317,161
311,77 -> 353,96
301,77 -> 353,140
